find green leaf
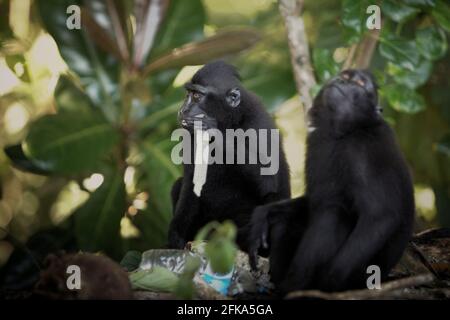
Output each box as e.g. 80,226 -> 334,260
200,221 -> 237,274
149,0 -> 205,59
142,0 -> 205,96
54,75 -> 95,113
23,112 -> 119,173
130,267 -> 179,292
387,60 -> 433,89
432,0 -> 450,32
341,0 -> 368,43
74,169 -> 126,258
379,35 -> 420,71
404,0 -> 436,7
37,0 -> 120,122
4,144 -> 52,175
313,48 -> 340,83
144,29 -> 261,76
132,140 -> 180,248
175,256 -> 201,299
416,26 -> 448,61
382,0 -> 420,23
384,84 -> 426,113
120,251 -> 142,272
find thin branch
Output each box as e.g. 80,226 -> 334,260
342,28 -> 381,71
285,274 -> 435,300
353,28 -> 381,69
278,0 -> 316,112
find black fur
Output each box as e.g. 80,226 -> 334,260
249,69 -> 415,293
168,61 -> 291,251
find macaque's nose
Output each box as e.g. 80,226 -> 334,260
339,71 -> 366,87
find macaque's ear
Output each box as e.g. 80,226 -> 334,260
226,87 -> 241,108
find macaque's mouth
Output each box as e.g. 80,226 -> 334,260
180,116 -> 217,130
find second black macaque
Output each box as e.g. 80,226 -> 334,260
168,61 -> 291,251
249,70 -> 415,294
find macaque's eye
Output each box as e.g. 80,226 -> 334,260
192,92 -> 202,102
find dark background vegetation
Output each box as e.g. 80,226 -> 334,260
0,0 -> 449,291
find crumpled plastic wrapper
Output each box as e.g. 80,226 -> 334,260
138,241 -> 273,296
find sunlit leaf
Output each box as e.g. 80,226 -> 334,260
130,267 -> 179,292
416,26 -> 448,61
387,60 -> 432,89
23,112 -> 119,173
382,0 -> 420,23
379,35 -> 420,71
384,84 -> 426,113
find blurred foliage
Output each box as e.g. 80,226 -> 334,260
0,0 -> 449,292
195,220 -> 237,274
309,0 -> 450,227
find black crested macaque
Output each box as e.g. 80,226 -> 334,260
168,61 -> 291,251
249,69 -> 415,293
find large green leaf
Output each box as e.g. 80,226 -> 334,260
23,112 -> 119,173
135,0 -> 206,99
416,26 -> 448,61
149,0 -> 205,60
129,267 -> 178,292
384,84 -> 426,114
379,35 -> 420,71
74,169 -> 126,258
387,60 -> 433,89
432,0 -> 450,32
341,0 -> 369,43
37,0 -> 120,122
382,0 -> 420,23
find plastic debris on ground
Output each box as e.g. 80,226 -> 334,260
130,241 -> 273,297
